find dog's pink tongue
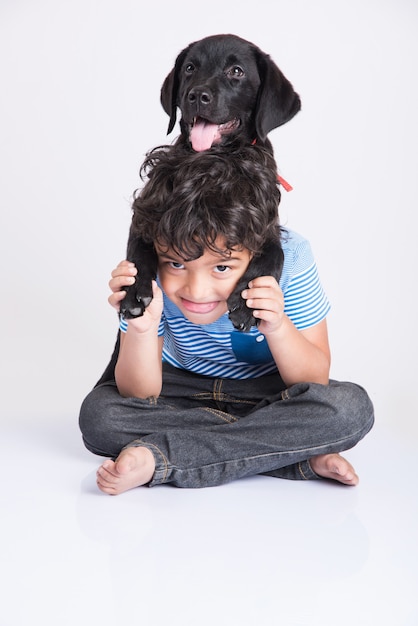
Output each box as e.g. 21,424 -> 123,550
190,119 -> 220,151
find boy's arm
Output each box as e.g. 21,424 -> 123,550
109,261 -> 164,398
265,317 -> 330,386
242,276 -> 331,386
115,330 -> 163,398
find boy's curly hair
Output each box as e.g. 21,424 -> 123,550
130,143 -> 282,260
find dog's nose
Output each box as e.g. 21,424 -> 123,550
188,87 -> 212,106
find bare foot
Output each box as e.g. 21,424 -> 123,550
96,446 -> 156,495
309,453 -> 359,486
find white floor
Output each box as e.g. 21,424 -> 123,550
2,414 -> 417,626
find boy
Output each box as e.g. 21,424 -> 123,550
79,147 -> 374,495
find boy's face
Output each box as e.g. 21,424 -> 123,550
156,239 -> 252,325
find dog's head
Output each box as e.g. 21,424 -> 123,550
161,34 -> 301,151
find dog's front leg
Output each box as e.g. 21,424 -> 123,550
228,239 -> 283,332
119,235 -> 158,319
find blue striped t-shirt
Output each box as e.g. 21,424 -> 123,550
120,229 -> 330,379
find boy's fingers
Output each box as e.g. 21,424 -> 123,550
108,290 -> 126,310
109,275 -> 136,292
247,276 -> 278,288
111,268 -> 137,279
246,298 -> 280,313
242,289 -> 282,305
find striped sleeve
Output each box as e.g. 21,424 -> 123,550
283,261 -> 330,329
119,315 -> 128,333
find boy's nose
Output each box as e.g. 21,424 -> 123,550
186,274 -> 208,301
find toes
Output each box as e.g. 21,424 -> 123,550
330,462 -> 358,485
97,473 -> 119,495
95,448 -> 155,495
310,454 -> 359,485
96,461 -> 121,493
97,460 -> 117,480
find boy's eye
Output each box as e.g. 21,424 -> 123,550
215,265 -> 230,273
169,261 -> 184,269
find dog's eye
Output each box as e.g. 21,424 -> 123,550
227,66 -> 244,78
185,63 -> 195,74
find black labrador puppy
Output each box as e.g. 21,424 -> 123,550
120,33 -> 301,332
162,33 -> 300,154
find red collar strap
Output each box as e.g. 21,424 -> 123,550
251,139 -> 293,192
277,174 -> 293,192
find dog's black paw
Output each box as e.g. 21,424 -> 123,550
119,280 -> 153,319
227,291 -> 257,332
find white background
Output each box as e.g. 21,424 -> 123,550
1,3 -> 418,625
1,0 -> 417,437
2,0 -> 417,438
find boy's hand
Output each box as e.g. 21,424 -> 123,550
241,276 -> 285,334
109,260 -> 163,331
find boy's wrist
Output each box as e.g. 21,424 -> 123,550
125,318 -> 161,337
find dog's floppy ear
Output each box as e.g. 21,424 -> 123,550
254,51 -> 301,140
160,45 -> 191,135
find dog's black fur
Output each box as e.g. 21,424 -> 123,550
97,34 -> 300,384
162,33 -> 301,153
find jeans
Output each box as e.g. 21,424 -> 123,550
79,363 -> 374,488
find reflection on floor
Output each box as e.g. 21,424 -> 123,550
2,417 -> 417,626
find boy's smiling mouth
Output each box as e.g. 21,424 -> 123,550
180,298 -> 221,315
